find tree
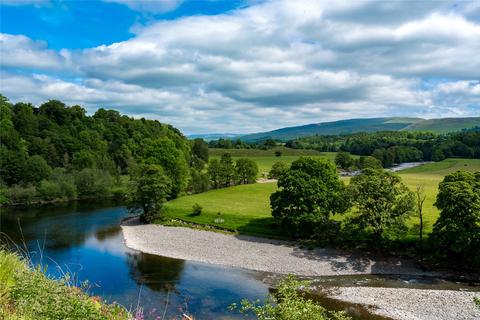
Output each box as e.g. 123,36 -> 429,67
414,185 -> 427,260
348,169 -> 415,241
130,164 -> 171,222
268,161 -> 288,179
219,153 -> 235,187
270,157 -> 349,238
357,156 -> 382,169
189,168 -> 209,194
235,158 -> 258,184
192,139 -> 209,163
335,152 -> 353,170
207,159 -> 221,189
22,155 -> 52,185
275,150 -> 282,157
430,171 -> 480,267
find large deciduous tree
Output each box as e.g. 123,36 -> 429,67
348,169 -> 415,241
130,164 -> 171,223
270,157 -> 349,238
235,158 -> 258,184
431,171 -> 480,268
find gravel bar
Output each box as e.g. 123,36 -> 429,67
327,286 -> 479,320
122,224 -> 437,276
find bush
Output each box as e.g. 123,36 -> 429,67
37,180 -> 63,201
268,161 -> 288,179
231,275 -> 350,320
192,203 -> 203,216
275,151 -> 282,157
74,168 -> 112,198
7,185 -> 37,205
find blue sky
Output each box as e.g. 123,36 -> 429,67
1,0 -> 479,134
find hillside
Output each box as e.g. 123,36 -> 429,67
238,117 -> 480,141
401,117 -> 480,133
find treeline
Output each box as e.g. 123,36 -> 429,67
285,130 -> 480,167
189,149 -> 259,194
208,138 -> 277,149
0,95 -> 191,206
271,157 -> 480,269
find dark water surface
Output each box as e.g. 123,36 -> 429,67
0,201 -> 268,319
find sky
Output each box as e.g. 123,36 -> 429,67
0,0 -> 479,135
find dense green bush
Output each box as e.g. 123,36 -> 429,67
232,275 -> 351,320
268,161 -> 288,179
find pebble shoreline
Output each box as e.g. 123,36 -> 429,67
121,224 -> 480,320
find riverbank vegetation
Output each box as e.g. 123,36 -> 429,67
0,95 -> 190,207
231,276 -> 351,320
0,250 -> 130,320
164,157 -> 480,269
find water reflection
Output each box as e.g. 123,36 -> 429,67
0,201 -> 268,319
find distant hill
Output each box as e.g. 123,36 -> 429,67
187,133 -> 242,141
401,117 -> 480,133
239,117 -> 480,141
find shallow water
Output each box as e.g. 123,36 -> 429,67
0,201 -> 268,319
1,201 -> 477,320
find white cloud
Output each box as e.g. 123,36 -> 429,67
1,0 -> 479,133
103,0 -> 182,14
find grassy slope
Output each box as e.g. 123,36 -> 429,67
0,250 -> 130,320
402,117 -> 480,133
165,158 -> 480,239
209,147 -> 339,173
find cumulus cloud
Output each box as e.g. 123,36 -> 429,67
1,0 -> 479,133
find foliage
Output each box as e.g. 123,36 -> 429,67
0,250 -> 130,320
286,130 -> 480,163
207,158 -> 222,189
356,155 -> 383,169
235,158 -> 259,184
188,168 -> 210,194
191,138 -> 209,170
268,161 -> 289,179
219,153 -> 235,187
335,152 -> 353,169
0,94 -> 191,205
474,297 -> 480,309
348,169 -> 415,240
270,157 -> 349,238
275,150 -> 282,157
231,275 -> 351,320
430,170 -> 480,268
192,203 -> 203,216
130,164 -> 171,222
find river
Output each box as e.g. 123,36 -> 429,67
1,201 -> 478,320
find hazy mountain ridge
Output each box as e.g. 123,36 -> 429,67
193,117 -> 480,141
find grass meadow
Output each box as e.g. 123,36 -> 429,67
164,156 -> 480,239
209,147 -> 341,174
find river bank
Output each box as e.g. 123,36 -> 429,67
122,224 -> 436,277
121,224 -> 480,320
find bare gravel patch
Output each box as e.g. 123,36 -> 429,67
122,224 -> 436,277
327,286 -> 479,320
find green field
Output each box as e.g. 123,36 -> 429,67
209,147 -> 340,173
164,158 -> 480,238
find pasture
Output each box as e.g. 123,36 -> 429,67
164,157 -> 480,238
209,147 -> 340,173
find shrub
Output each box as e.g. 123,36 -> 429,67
268,161 -> 288,179
275,151 -> 282,157
231,275 -> 351,320
7,185 -> 37,205
192,203 -> 203,216
37,179 -> 63,201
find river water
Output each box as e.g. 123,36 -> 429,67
1,201 -> 478,320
